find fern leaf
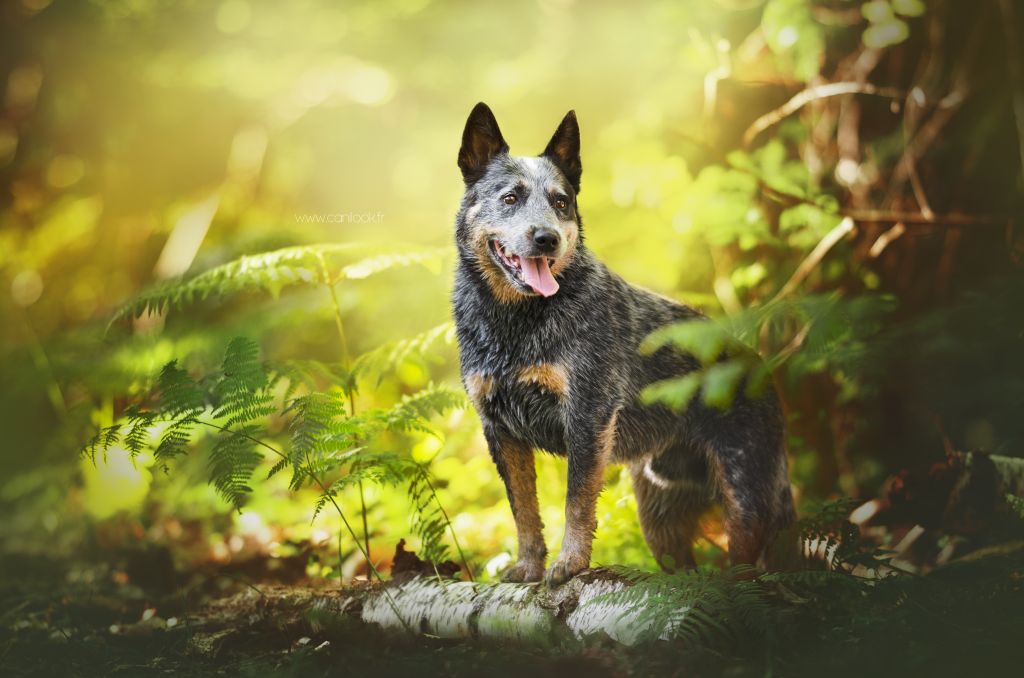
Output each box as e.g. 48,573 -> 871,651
353,322 -> 455,386
213,337 -> 274,428
110,243 -> 446,323
269,359 -> 353,401
154,414 -> 197,462
208,424 -> 264,510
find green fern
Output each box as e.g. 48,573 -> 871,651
269,359 -> 354,401
408,468 -> 450,566
352,322 -> 455,386
285,391 -> 352,490
83,327 -> 466,574
586,566 -> 773,646
208,425 -> 266,511
110,243 -> 445,323
213,337 -> 274,428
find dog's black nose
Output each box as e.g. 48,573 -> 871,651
533,227 -> 560,253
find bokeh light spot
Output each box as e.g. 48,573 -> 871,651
46,154 -> 85,188
10,269 -> 43,307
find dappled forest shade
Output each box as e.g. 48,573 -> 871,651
1,0 -> 1023,675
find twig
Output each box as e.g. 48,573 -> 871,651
868,222 -> 906,258
730,156 -> 1006,227
773,217 -> 856,302
743,82 -> 904,147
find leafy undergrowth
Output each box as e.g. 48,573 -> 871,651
3,541 -> 1023,677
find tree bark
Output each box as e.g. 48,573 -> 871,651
185,569 -> 679,653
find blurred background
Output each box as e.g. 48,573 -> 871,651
0,0 -> 1022,586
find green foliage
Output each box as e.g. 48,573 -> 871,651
796,498 -> 895,574
761,0 -> 824,82
86,332 -> 464,531
109,244 -> 445,324
1005,494 -> 1024,522
352,322 -> 455,386
862,0 -> 917,49
84,240 -> 466,571
640,294 -> 897,412
589,565 -> 774,646
408,468 -> 457,568
7,0 -> 1018,605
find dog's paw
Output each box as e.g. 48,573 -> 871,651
501,560 -> 544,583
544,554 -> 588,586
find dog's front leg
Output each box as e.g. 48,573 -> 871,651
485,427 -> 547,582
545,409 -> 618,586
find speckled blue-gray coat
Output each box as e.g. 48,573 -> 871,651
452,103 -> 795,585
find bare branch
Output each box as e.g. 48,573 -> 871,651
744,82 -> 904,147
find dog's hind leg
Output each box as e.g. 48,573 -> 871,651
630,445 -> 713,571
696,398 -> 795,568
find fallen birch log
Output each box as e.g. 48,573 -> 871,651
186,569 -> 689,653
358,570 -> 659,645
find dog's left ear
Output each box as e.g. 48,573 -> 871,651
543,110 -> 582,194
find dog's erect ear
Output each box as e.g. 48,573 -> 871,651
542,110 -> 581,194
458,102 -> 508,185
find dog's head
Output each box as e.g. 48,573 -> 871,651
455,102 -> 582,302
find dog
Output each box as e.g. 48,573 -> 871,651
452,102 -> 795,585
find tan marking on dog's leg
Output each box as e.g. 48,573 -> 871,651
517,363 -> 569,398
547,408 -> 619,584
499,439 -> 547,582
464,372 -> 494,410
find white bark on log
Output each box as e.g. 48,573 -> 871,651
359,571 -> 670,645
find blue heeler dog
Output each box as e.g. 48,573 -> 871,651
452,103 -> 795,585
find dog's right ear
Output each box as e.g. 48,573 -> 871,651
458,102 -> 508,185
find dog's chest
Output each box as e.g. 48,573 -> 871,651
454,284 -> 578,453
464,363 -> 570,455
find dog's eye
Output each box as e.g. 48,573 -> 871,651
502,193 -> 517,205
554,198 -> 567,210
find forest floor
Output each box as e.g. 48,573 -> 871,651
3,535 -> 1024,678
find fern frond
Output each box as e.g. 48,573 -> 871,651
154,414 -> 197,462
353,322 -> 455,386
409,468 -> 452,565
269,359 -> 353,401
110,244 -> 351,322
208,423 -> 265,510
122,408 -> 158,458
110,243 -> 446,323
585,566 -> 773,645
84,424 -> 124,463
213,337 -> 274,428
339,249 -> 445,280
158,360 -> 205,416
286,391 -> 350,489
381,384 -> 465,435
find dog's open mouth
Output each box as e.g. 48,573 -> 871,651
488,239 -> 560,297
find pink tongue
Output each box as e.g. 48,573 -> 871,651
520,257 -> 559,297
